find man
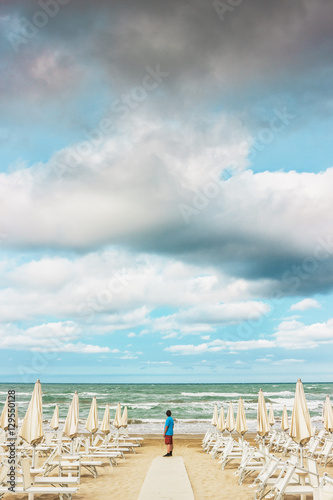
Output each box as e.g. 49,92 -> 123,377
163,409 -> 174,457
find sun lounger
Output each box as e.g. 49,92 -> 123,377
0,458 -> 79,499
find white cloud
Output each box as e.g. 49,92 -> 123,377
274,319 -> 333,349
45,343 -> 114,354
273,358 -> 305,365
144,361 -> 172,365
0,321 -> 117,353
0,251 -> 272,326
154,301 -> 271,337
165,338 -> 275,355
290,298 -> 321,311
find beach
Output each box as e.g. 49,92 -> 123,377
43,435 -> 333,499
30,434 -> 260,500
1,381 -> 333,499
5,433 -> 332,500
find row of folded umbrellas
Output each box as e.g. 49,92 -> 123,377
210,379 -> 333,446
0,380 -> 129,446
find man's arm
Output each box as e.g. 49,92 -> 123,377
163,425 -> 168,437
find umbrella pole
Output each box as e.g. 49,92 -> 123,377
70,438 -> 74,455
300,444 -> 303,467
32,445 -> 36,468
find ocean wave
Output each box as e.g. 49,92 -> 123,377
181,392 -> 244,398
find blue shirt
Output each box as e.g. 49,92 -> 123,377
165,416 -> 174,436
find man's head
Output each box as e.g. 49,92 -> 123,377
166,410 -> 171,417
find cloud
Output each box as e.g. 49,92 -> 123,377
273,358 -> 305,365
274,319 -> 333,349
2,150 -> 333,295
256,357 -> 272,363
2,0 -> 333,123
144,361 -> 172,365
165,338 -> 275,355
0,321 -> 117,353
0,249 -> 276,332
290,298 -> 321,311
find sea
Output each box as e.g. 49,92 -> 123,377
0,382 -> 331,434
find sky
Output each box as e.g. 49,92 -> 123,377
0,0 -> 333,383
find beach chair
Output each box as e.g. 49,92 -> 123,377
0,457 -> 79,499
45,451 -> 103,479
267,460 -> 318,500
316,429 -> 327,443
219,439 -> 246,470
267,430 -> 278,449
209,436 -> 230,458
279,436 -> 298,456
250,456 -> 284,500
306,437 -> 321,458
316,440 -> 333,467
314,473 -> 333,499
271,432 -> 284,452
5,458 -> 80,488
83,438 -> 122,466
236,446 -> 268,485
235,446 -> 265,485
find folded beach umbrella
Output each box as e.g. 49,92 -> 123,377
289,379 -> 312,465
226,402 -> 235,433
269,403 -> 275,427
281,405 -> 289,431
113,403 -> 122,442
121,405 -> 128,428
19,380 -> 44,467
19,380 -> 44,446
0,396 -> 9,430
324,395 -> 333,433
113,403 -> 122,429
217,406 -> 225,433
0,397 -> 19,431
85,396 -> 98,435
50,404 -> 59,431
211,404 -> 218,427
63,391 -> 79,439
257,389 -> 270,438
100,403 -> 111,435
235,397 -> 248,437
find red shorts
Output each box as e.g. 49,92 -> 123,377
165,435 -> 173,445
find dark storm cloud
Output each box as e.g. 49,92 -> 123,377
1,0 -> 333,120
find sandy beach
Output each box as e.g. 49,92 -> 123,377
3,432 -> 333,499
66,434 -> 258,500
71,434 -> 333,500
